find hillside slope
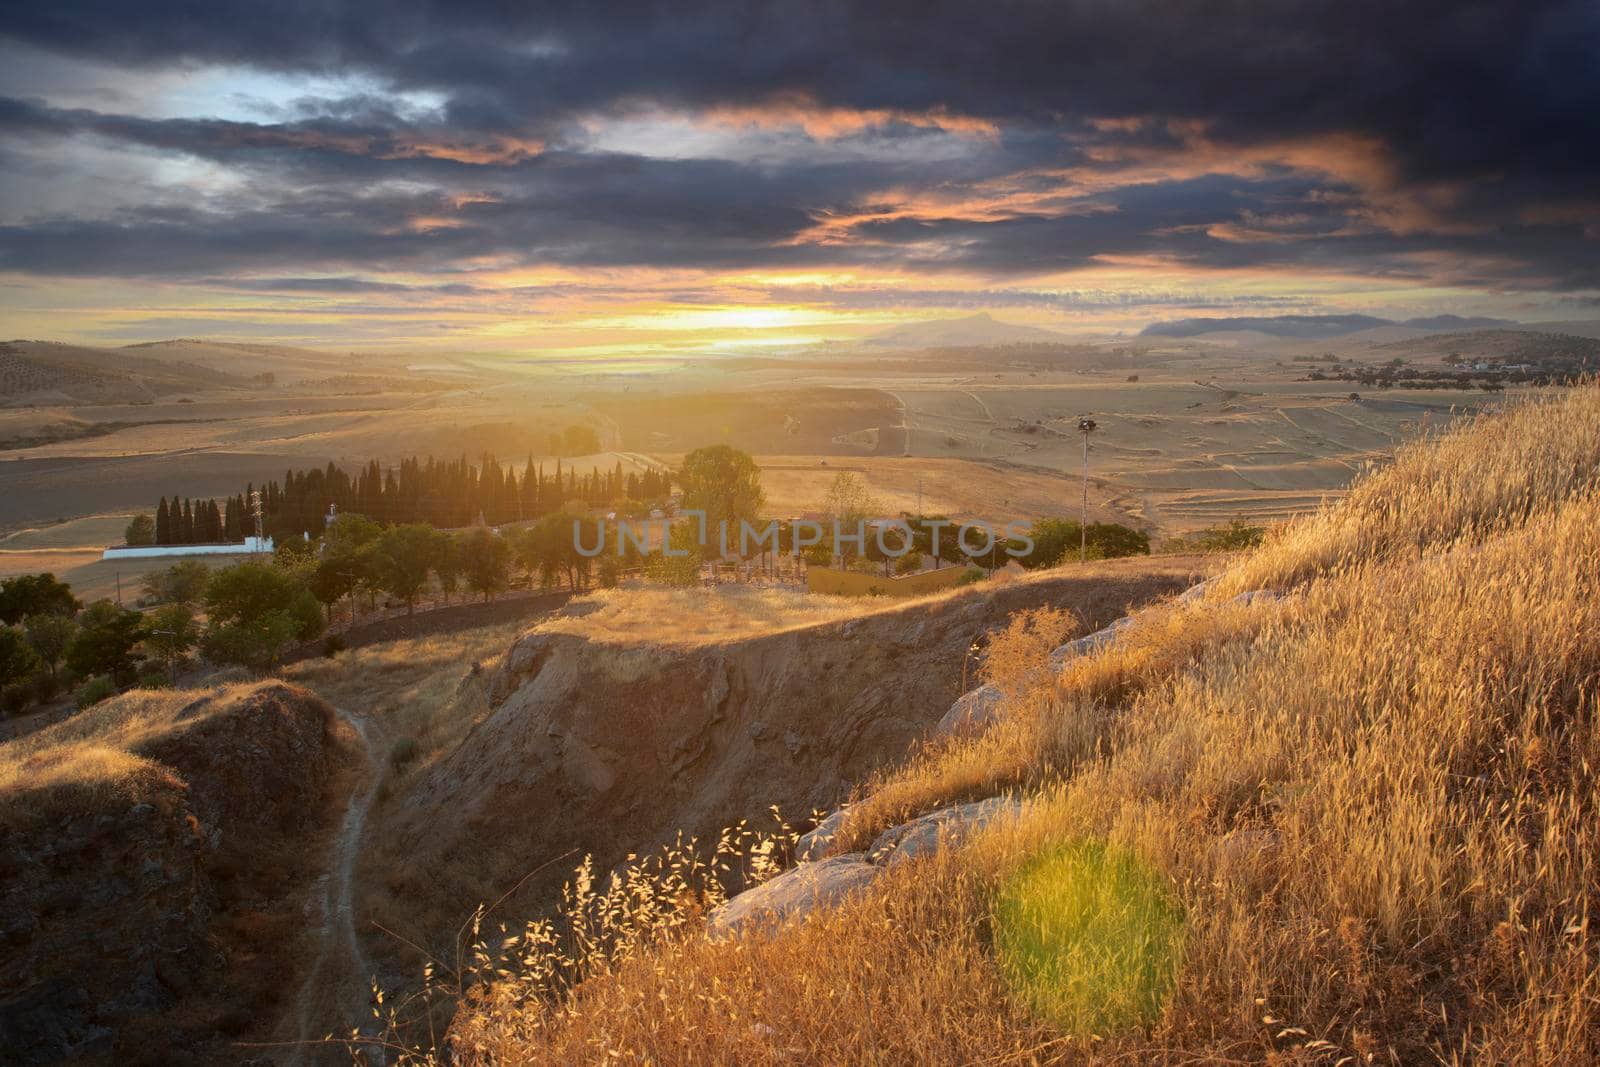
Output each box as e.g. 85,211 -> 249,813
0,683 -> 356,1064
371,560 -> 1205,955
441,386 -> 1600,1065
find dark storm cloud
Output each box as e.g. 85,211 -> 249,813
0,1 -> 1596,289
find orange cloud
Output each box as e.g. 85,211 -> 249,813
689,93 -> 998,139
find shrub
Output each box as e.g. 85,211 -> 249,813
992,841 -> 1185,1035
322,633 -> 347,658
74,674 -> 117,709
980,606 -> 1079,701
955,566 -> 986,586
389,736 -> 420,772
643,551 -> 701,587
1192,518 -> 1266,551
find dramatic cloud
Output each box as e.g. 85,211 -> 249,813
0,1 -> 1595,346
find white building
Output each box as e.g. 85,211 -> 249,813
101,535 -> 274,561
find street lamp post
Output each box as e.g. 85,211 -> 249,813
1077,418 -> 1097,561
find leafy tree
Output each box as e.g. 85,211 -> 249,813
0,626 -> 42,688
643,551 -> 701,586
894,549 -> 924,576
523,513 -> 593,591
434,536 -> 461,603
201,561 -> 322,672
309,553 -> 360,622
457,528 -> 512,602
273,535 -> 316,568
124,514 -> 156,546
373,523 -> 445,613
1016,519 -> 1150,569
65,600 -> 146,684
74,675 -> 117,709
0,573 -> 80,624
143,604 -> 199,682
1193,519 -> 1266,551
202,613 -> 303,674
22,612 -> 76,684
821,472 -> 879,566
141,560 -> 210,606
677,445 -> 765,552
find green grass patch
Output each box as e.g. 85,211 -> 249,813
992,840 -> 1185,1036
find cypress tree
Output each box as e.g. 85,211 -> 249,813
156,497 -> 171,545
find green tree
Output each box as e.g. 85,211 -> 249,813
0,626 -> 42,688
200,613 -> 302,674
434,536 -> 461,604
821,472 -> 879,566
141,559 -> 211,606
23,612 -> 76,684
373,523 -> 445,614
309,552 -> 360,622
124,514 -> 156,546
65,600 -> 146,684
677,445 -> 765,553
1016,518 -> 1150,568
143,604 -> 199,683
457,528 -> 512,602
0,573 -> 80,624
201,561 -> 323,672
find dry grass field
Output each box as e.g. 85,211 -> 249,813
420,384 -> 1600,1064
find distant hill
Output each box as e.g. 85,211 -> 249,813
1141,313 -> 1518,339
867,312 -> 1069,348
0,338 -> 360,404
0,340 -> 252,404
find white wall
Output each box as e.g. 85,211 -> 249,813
101,536 -> 274,561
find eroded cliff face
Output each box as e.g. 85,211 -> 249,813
384,562 -> 1203,935
0,683 -> 353,1065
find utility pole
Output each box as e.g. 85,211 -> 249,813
249,489 -> 265,550
915,476 -> 924,516
1077,417 -> 1097,561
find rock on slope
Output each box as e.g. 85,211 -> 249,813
382,561 -> 1202,934
0,682 -> 354,1065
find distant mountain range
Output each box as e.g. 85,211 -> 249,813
1140,314 -> 1519,339
866,312 -> 1070,348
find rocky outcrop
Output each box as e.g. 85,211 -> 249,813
0,683 -> 350,1065
710,794 -> 1023,936
934,580 -> 1280,740
935,684 -> 1005,738
866,796 -> 1021,866
795,807 -> 852,863
707,854 -> 881,939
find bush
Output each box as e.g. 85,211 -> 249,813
1192,518 -> 1266,551
137,670 -> 170,689
643,551 -> 701,587
74,675 -> 117,709
992,841 -> 1185,1036
389,736 -> 420,772
1017,519 -> 1150,568
955,566 -> 986,586
322,633 -> 347,658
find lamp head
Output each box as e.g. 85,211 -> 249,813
1078,417 -> 1098,433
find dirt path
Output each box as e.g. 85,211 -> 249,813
286,708 -> 384,1065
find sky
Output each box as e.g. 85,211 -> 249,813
1,1 -> 1597,356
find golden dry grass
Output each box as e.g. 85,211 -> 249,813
375,385 -> 1600,1064
281,618 -> 525,778
0,682 -> 273,825
537,558 -> 1180,649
